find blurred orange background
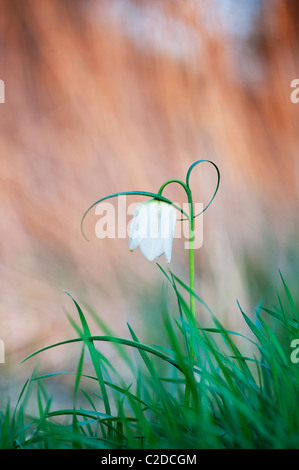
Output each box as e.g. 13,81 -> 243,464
0,0 -> 299,403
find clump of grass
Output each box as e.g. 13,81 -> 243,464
0,270 -> 298,449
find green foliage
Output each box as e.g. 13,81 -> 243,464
0,271 -> 299,449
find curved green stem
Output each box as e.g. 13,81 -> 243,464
157,179 -> 195,319
158,178 -> 195,408
187,192 -> 195,323
157,178 -> 190,198
158,179 -> 195,308
186,159 -> 221,218
185,190 -> 195,409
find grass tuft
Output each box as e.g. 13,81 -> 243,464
1,271 -> 299,449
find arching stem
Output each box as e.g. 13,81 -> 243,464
157,178 -> 195,319
158,178 -> 195,408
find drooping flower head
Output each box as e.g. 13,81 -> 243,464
129,200 -> 176,262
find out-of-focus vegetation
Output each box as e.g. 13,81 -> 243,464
1,272 -> 299,449
0,0 -> 298,403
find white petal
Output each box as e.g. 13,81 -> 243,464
160,203 -> 176,239
139,236 -> 164,261
147,201 -> 161,239
129,233 -> 141,251
128,200 -> 177,262
128,202 -> 148,250
138,202 -> 162,260
163,231 -> 176,262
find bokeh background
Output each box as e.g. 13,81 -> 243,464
0,0 -> 299,406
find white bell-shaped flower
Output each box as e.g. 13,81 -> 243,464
129,200 -> 177,262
